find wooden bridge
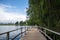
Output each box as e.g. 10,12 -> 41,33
0,26 -> 60,40
21,28 -> 46,40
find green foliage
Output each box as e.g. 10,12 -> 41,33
15,21 -> 27,26
27,0 -> 60,32
15,21 -> 19,25
20,21 -> 26,26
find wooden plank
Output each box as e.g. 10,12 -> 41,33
20,28 -> 46,40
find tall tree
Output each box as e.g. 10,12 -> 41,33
27,0 -> 60,32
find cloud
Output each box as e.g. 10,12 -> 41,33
0,4 -> 26,23
0,4 -> 16,8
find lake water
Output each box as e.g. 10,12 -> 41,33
0,25 -> 26,40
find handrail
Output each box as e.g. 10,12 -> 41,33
38,26 -> 60,40
39,29 -> 53,40
40,27 -> 60,35
0,26 -> 28,40
0,28 -> 21,35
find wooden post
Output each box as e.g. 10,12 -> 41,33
7,32 -> 9,40
21,27 -> 22,37
53,34 -> 56,40
25,26 -> 26,35
44,29 -> 46,34
27,27 -> 28,31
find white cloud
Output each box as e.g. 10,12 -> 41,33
0,4 -> 26,23
0,4 -> 16,8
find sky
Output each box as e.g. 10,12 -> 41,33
0,0 -> 28,23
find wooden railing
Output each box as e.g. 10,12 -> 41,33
0,26 -> 29,40
38,26 -> 60,40
1,26 -> 60,40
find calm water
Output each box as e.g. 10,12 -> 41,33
0,25 -> 26,40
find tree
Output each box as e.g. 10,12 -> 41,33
20,21 -> 26,26
15,21 -> 19,25
27,0 -> 60,32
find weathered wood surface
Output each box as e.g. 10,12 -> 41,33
21,28 -> 47,40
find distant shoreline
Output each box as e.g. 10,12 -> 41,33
0,24 -> 16,25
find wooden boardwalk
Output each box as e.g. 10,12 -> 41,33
20,28 -> 47,40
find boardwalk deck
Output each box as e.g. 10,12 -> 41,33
20,28 -> 47,40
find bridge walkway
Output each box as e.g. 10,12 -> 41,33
21,28 -> 47,40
